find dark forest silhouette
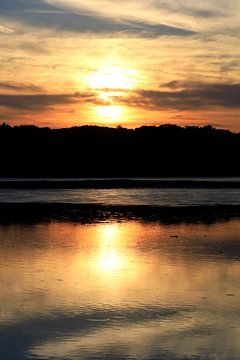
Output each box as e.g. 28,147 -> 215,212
1,123 -> 240,177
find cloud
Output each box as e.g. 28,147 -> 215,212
120,83 -> 240,111
17,13 -> 195,37
43,0 -> 240,33
0,92 -> 97,111
20,41 -> 50,54
0,24 -> 14,34
1,0 -> 239,38
0,82 -> 43,92
1,83 -> 239,115
0,0 -> 195,37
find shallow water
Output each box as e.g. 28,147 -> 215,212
1,219 -> 240,359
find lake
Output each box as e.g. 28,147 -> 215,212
1,187 -> 240,206
1,177 -> 240,206
1,219 -> 240,359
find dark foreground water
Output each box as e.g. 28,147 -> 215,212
1,219 -> 240,359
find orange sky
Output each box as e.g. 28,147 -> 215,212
0,0 -> 240,129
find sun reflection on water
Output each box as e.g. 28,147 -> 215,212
2,220 -> 240,359
97,249 -> 124,273
94,224 -> 127,276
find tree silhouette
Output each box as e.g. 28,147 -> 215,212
0,123 -> 239,177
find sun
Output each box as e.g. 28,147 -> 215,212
96,105 -> 123,123
88,66 -> 137,91
86,64 -> 138,124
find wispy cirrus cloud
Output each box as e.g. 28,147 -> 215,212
0,0 -> 196,37
43,0 -> 240,33
1,0 -> 237,37
0,24 -> 14,34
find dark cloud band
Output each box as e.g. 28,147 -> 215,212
123,83 -> 240,110
0,92 -> 104,111
0,82 -> 239,114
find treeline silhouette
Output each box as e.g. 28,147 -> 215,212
1,123 -> 240,177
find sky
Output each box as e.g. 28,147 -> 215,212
0,0 -> 240,129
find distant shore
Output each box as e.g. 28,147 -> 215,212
1,178 -> 240,189
1,203 -> 240,224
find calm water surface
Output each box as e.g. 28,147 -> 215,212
1,177 -> 240,206
1,188 -> 240,206
1,219 -> 240,359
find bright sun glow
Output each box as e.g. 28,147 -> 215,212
96,224 -> 125,273
86,64 -> 137,124
97,249 -> 123,273
88,66 -> 137,90
96,105 -> 123,123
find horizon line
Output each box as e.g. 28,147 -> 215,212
1,122 -> 239,134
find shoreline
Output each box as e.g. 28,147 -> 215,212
1,203 -> 240,224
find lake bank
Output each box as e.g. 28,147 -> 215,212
1,178 -> 240,189
1,203 -> 240,224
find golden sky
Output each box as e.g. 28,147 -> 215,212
0,0 -> 240,129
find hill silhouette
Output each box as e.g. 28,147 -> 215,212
1,123 -> 240,177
